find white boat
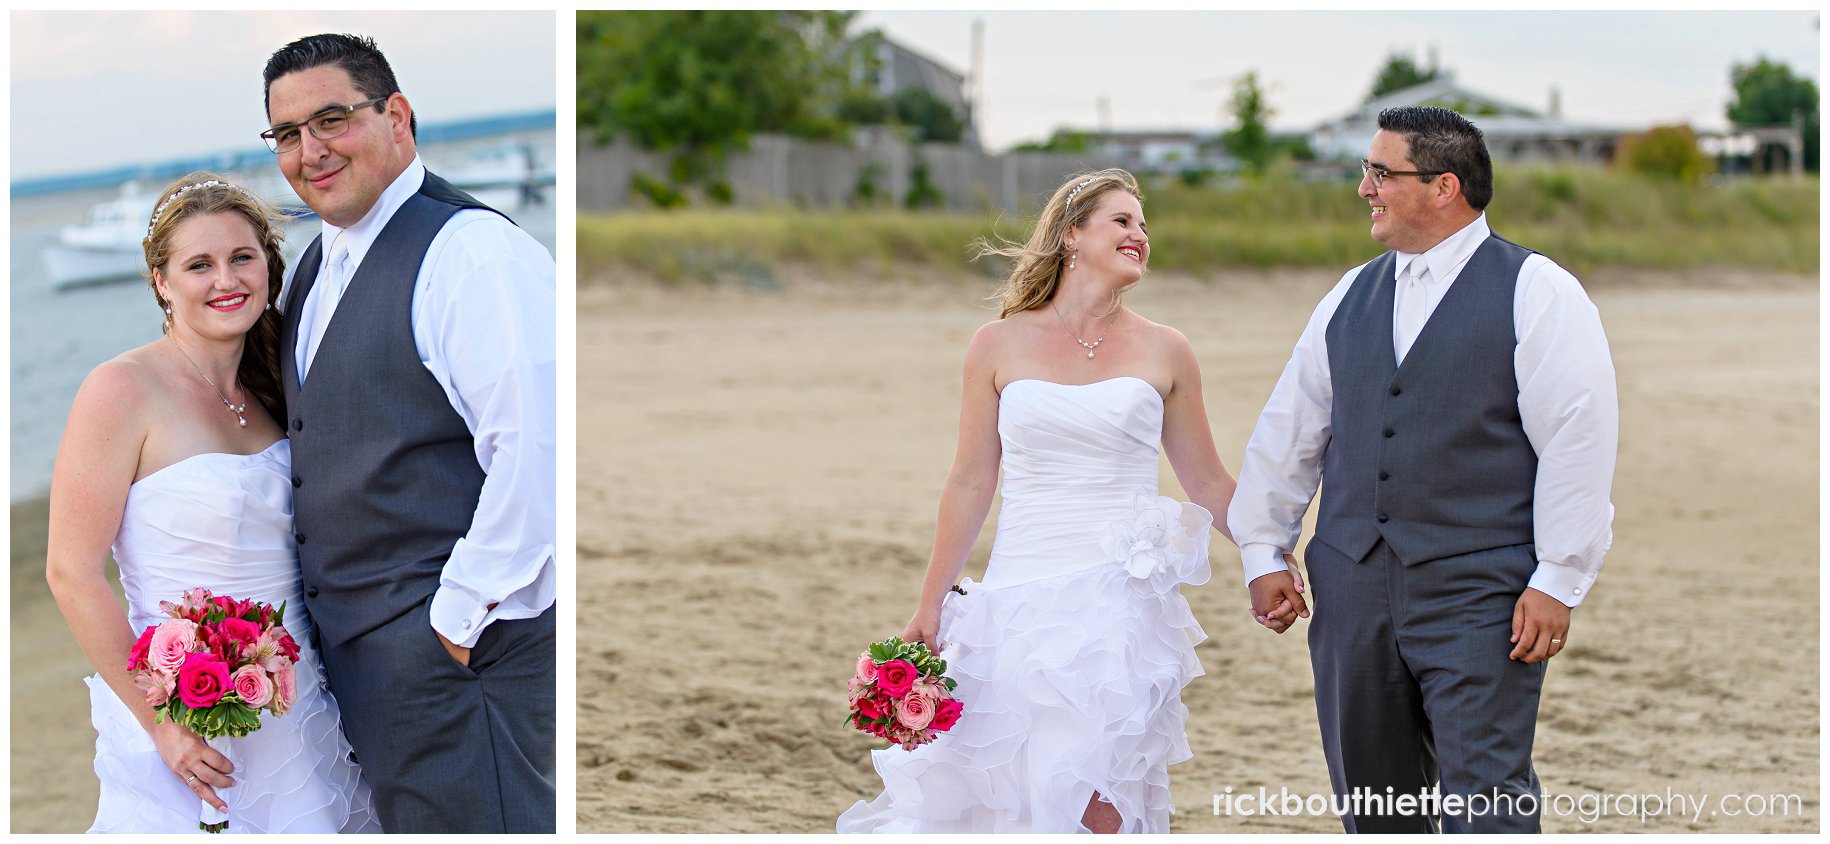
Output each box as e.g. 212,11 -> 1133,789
44,179 -> 313,291
434,144 -> 555,213
42,185 -> 153,290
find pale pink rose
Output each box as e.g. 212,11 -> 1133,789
855,654 -> 879,685
232,665 -> 274,708
895,691 -> 936,730
270,661 -> 297,715
148,619 -> 199,674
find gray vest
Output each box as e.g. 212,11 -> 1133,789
279,172 -> 508,648
1314,235 -> 1538,565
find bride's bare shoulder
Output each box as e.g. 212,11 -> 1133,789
74,344 -> 168,416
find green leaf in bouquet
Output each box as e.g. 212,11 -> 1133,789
868,641 -> 895,663
274,600 -> 287,625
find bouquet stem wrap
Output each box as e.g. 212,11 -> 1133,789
200,735 -> 232,833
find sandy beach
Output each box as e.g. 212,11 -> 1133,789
9,267 -> 1817,832
575,268 -> 1818,833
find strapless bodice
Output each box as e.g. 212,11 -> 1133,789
113,439 -> 306,631
985,377 -> 1172,586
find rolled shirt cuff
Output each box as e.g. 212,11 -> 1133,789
1241,542 -> 1292,585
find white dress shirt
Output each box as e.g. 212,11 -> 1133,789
1227,214 -> 1617,607
288,156 -> 556,647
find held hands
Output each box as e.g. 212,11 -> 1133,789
152,718 -> 234,812
1248,554 -> 1308,634
1509,587 -> 1571,663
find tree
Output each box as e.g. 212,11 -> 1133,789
891,88 -> 967,144
1366,51 -> 1439,102
1220,71 -> 1274,175
576,11 -> 865,200
1727,56 -> 1819,171
1618,124 -> 1714,182
1011,129 -> 1093,154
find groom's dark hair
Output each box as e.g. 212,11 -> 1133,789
1378,106 -> 1492,211
263,33 -> 417,139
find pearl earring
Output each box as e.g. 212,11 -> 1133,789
1067,250 -> 1077,270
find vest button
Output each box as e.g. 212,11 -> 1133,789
292,476 -> 303,488
1390,385 -> 1402,397
295,532 -> 306,544
1383,428 -> 1395,438
306,585 -> 319,598
1379,471 -> 1390,481
292,419 -> 303,431
1377,513 -> 1390,523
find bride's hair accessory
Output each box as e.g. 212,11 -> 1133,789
1064,178 -> 1098,208
145,180 -> 233,243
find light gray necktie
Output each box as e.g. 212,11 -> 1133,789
1394,259 -> 1430,365
300,238 -> 351,382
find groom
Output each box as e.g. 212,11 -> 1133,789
264,34 -> 556,832
1228,107 -> 1616,833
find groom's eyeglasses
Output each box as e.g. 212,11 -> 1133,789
1360,159 -> 1446,189
261,96 -> 390,154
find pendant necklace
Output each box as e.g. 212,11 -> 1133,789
168,335 -> 248,427
1053,303 -> 1114,359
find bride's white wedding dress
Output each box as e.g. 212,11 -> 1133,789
85,439 -> 381,833
839,376 -> 1213,834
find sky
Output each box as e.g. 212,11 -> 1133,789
855,10 -> 1821,153
10,11 -> 557,181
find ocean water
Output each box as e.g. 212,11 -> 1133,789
9,133 -> 558,501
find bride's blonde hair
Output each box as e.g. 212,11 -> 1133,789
975,168 -> 1143,319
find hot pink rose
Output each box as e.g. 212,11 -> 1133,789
273,626 -> 301,661
219,617 -> 261,647
857,692 -> 889,721
231,665 -> 274,708
895,691 -> 936,730
930,698 -> 964,732
127,626 -> 156,671
270,661 -> 297,715
877,659 -> 917,698
148,619 -> 199,674
176,652 -> 230,709
855,654 -> 879,685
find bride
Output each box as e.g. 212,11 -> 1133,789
45,173 -> 380,833
839,169 -> 1260,833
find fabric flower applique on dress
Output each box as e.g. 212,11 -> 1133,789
1101,492 -> 1214,593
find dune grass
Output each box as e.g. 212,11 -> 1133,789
579,168 -> 1819,284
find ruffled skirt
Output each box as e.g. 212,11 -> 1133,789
85,629 -> 381,834
839,495 -> 1212,833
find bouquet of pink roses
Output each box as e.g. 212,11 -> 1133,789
127,587 -> 300,832
847,636 -> 964,750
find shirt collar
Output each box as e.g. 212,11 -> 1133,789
317,156 -> 426,269
1394,213 -> 1490,284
